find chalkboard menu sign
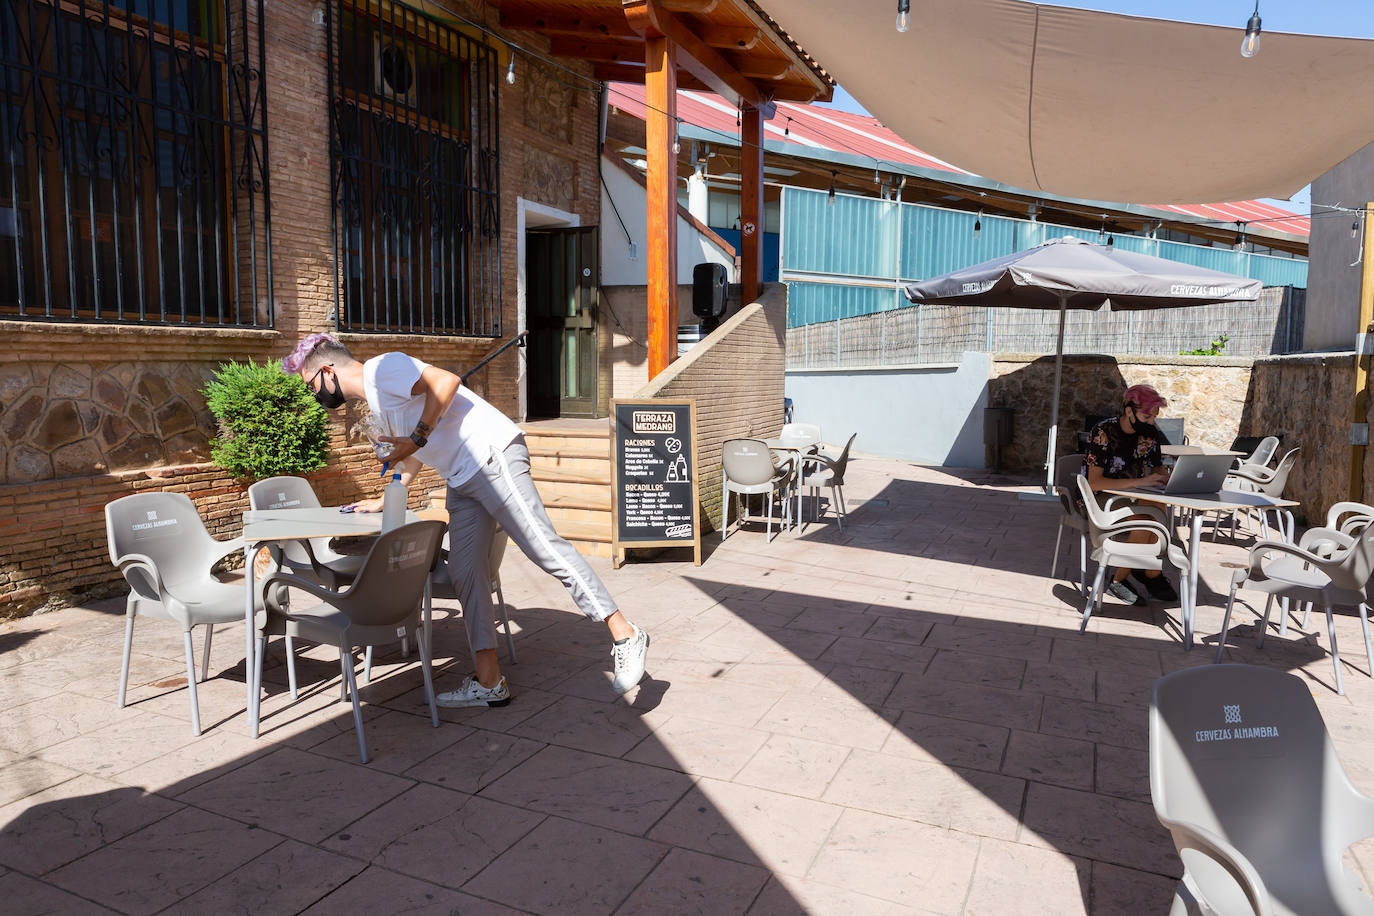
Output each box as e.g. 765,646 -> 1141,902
610,399 -> 701,568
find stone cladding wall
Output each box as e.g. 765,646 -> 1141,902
0,0 -> 602,616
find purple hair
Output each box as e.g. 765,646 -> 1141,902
1124,383 -> 1167,412
282,333 -> 339,374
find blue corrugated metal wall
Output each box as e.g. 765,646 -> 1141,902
781,188 -> 1308,328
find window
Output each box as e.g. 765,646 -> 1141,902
328,0 -> 501,336
0,0 -> 273,325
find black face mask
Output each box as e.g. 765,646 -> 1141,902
311,370 -> 346,410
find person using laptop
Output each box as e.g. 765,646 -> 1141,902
1081,383 -> 1179,607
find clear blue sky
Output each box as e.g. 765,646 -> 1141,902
817,1 -> 1374,211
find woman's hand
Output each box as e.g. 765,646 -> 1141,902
344,496 -> 385,513
378,435 -> 419,465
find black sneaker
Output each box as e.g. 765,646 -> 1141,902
1132,572 -> 1178,602
1105,579 -> 1147,606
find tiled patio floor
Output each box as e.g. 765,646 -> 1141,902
6,458 -> 1374,914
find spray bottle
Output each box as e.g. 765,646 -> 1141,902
381,471 -> 407,533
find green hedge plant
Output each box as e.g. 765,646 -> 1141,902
203,360 -> 329,478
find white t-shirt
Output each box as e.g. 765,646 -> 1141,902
362,353 -> 521,487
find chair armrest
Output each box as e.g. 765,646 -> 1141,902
1242,540 -> 1336,584
1227,466 -> 1273,486
260,569 -> 345,608
210,535 -> 246,564
1103,502 -> 1167,526
1298,526 -> 1355,558
1097,519 -> 1174,552
115,552 -> 167,598
1157,814 -> 1272,916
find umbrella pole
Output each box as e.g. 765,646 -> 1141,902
1045,298 -> 1068,493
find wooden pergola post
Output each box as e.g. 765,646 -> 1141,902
644,35 -> 679,379
740,103 -> 764,306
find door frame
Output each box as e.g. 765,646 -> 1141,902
516,197 -> 580,421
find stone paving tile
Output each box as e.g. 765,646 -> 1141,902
2,693 -> 131,755
1088,861 -> 1180,913
923,649 -> 1028,690
480,744 -> 691,835
47,807 -> 284,914
0,752 -> 81,808
755,691 -> 896,751
623,714 -> 770,780
733,734 -> 852,800
301,865 -> 523,915
1039,697 -> 1149,751
323,784 -> 545,889
303,709 -> 474,774
32,711 -> 201,778
809,662 -> 901,706
463,816 -> 668,913
1001,729 -> 1096,791
506,694 -> 654,757
747,873 -> 929,915
815,635 -> 935,675
163,839 -> 365,916
404,729 -> 546,794
649,777 -> 844,877
1022,782 -> 1180,876
1021,661 -> 1097,702
176,746 -> 412,843
885,674 -> 1043,732
1094,743 -> 1152,803
805,807 -> 980,912
0,870 -> 116,916
616,846 -> 770,915
0,774 -> 182,875
965,838 -> 1092,916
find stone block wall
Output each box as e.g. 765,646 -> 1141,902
0,0 -> 602,616
637,283 -> 788,532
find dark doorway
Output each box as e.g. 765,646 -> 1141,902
526,227 -> 600,418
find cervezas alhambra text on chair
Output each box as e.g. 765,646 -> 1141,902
105,491 -> 261,736
257,519 -> 446,764
1151,664 -> 1374,915
721,438 -> 794,541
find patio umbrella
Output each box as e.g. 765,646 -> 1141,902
902,236 -> 1261,492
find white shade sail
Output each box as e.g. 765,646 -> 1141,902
766,0 -> 1374,204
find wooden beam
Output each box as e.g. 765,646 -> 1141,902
644,34 -> 679,380
724,52 -> 792,80
660,0 -> 718,11
740,103 -> 764,306
597,62 -> 712,93
699,25 -> 760,50
550,38 -> 644,63
624,0 -> 774,114
499,6 -> 636,38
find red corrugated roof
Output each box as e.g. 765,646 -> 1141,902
606,82 -> 1309,239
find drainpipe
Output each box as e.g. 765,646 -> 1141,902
1350,203 -> 1374,502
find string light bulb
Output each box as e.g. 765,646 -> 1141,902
505,52 -> 515,85
1240,2 -> 1262,58
1353,220 -> 1361,239
873,167 -> 880,184
827,170 -> 836,206
672,120 -> 680,155
896,0 -> 910,32
784,117 -> 792,138
973,208 -> 982,237
1233,222 -> 1247,251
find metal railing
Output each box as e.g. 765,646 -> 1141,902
327,0 -> 500,337
0,0 -> 273,326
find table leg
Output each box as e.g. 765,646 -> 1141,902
1186,514 -> 1203,651
244,542 -> 259,738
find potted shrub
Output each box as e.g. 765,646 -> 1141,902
203,360 -> 329,478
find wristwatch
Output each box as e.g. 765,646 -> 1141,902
409,431 -> 428,448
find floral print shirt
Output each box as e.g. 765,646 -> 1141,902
1082,416 -> 1167,482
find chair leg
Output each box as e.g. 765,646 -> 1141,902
1325,600 -> 1345,696
765,491 -> 775,542
200,625 -> 214,682
284,635 -> 298,700
1051,522 -> 1065,578
182,631 -> 202,736
254,635 -> 267,705
1301,600 -> 1312,630
495,578 -> 517,664
831,485 -> 843,531
1216,585 -> 1239,664
340,646 -> 368,763
1360,603 -> 1374,676
117,613 -> 135,709
363,645 -> 373,684
1082,566 -> 1106,634
1079,533 -> 1089,598
417,628 -> 439,729
837,485 -> 847,523
1257,595 -> 1275,648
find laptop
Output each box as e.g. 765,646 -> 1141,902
1140,453 -> 1235,496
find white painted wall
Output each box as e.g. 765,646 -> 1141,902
600,155 -> 736,287
785,352 -> 992,467
1306,141 -> 1374,351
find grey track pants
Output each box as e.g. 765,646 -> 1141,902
445,439 -> 618,654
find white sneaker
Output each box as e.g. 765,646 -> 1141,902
435,675 -> 511,708
611,625 -> 650,695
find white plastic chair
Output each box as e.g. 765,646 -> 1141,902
1076,476 -> 1192,636
1050,454 -> 1090,594
1151,664 -> 1374,915
777,422 -> 821,451
257,520 -> 446,764
1226,448 -> 1300,542
105,491 -> 260,735
1216,519 -> 1374,695
800,433 -> 856,529
721,438 -> 793,541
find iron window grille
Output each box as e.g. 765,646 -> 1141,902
327,0 -> 501,337
0,0 -> 273,326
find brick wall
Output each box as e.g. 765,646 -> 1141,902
637,283 -> 788,531
0,0 -> 602,617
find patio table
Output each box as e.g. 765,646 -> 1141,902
1103,487 -> 1299,651
241,506 -> 420,737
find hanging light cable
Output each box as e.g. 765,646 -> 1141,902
895,0 -> 910,33
1240,1 -> 1262,58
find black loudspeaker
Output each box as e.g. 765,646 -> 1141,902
692,262 -> 727,320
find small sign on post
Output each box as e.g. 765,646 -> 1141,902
610,399 -> 702,568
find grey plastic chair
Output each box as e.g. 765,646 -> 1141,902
777,422 -> 821,450
800,433 -> 856,529
1227,448 -> 1300,542
1216,519 -> 1374,695
105,491 -> 259,735
257,519 -> 446,764
721,438 -> 794,541
1076,475 -> 1192,636
429,526 -> 518,663
1151,664 -> 1374,915
247,476 -> 364,589
1050,454 -> 1090,594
